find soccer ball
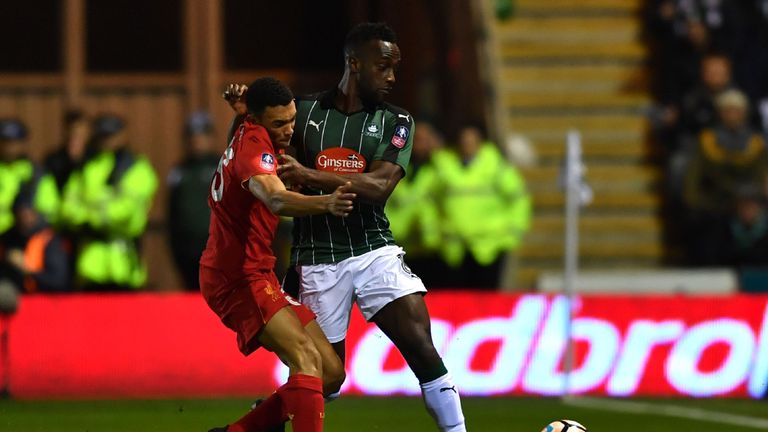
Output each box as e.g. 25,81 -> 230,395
541,419 -> 587,432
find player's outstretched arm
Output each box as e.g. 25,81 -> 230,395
278,154 -> 402,205
247,174 -> 356,217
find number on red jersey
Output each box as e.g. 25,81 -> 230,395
210,126 -> 244,202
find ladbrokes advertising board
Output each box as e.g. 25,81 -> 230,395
5,292 -> 767,398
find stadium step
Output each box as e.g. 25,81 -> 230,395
513,0 -> 642,15
519,238 -> 664,260
492,0 -> 662,289
533,138 -> 651,163
501,41 -> 646,61
521,128 -> 644,144
521,164 -> 660,191
498,17 -> 641,43
505,93 -> 650,110
509,114 -> 647,134
531,214 -> 662,237
503,64 -> 648,84
532,189 -> 660,211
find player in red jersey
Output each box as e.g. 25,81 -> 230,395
201,77 -> 354,432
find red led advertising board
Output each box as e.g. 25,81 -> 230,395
3,293 -> 767,399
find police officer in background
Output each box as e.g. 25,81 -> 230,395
59,114 -> 158,291
437,125 -> 532,289
44,109 -> 90,193
385,121 -> 451,287
167,111 -> 220,290
0,118 -> 59,239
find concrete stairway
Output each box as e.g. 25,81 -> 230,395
493,0 -> 664,288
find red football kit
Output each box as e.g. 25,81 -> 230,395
199,120 -> 314,355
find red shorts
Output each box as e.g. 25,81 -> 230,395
199,266 -> 315,356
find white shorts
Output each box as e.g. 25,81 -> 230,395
298,245 -> 427,343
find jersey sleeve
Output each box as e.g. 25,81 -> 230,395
373,109 -> 414,176
233,127 -> 277,184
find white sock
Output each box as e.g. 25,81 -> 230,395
420,373 -> 466,432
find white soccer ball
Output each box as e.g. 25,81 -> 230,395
541,419 -> 587,432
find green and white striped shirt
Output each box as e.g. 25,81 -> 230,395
290,89 -> 414,265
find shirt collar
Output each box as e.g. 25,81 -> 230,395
319,88 -> 380,115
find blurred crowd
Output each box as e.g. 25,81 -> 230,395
0,109 -> 531,293
645,0 -> 768,268
385,123 -> 531,290
0,112 -> 160,294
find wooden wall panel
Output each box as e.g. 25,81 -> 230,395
0,95 -> 19,117
0,92 -> 65,160
18,95 -> 49,161
40,93 -> 65,155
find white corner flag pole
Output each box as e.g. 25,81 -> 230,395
563,129 -> 585,397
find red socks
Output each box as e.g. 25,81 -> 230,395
229,374 -> 324,432
279,374 -> 324,432
227,391 -> 284,432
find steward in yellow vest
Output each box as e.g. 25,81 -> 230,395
437,126 -> 531,288
59,115 -> 158,290
385,122 -> 448,286
0,118 -> 60,237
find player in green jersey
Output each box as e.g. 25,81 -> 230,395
277,23 -> 467,432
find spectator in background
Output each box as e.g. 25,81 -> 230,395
683,89 -> 768,265
751,1 -> 768,133
59,114 -> 158,290
0,118 -> 60,239
725,0 -> 768,121
437,125 -> 531,289
679,53 -> 737,139
0,185 -> 70,293
665,53 -> 738,214
43,110 -> 90,278
44,109 -> 90,192
385,121 -> 448,287
167,111 -> 220,290
644,0 -> 709,107
726,183 -> 768,267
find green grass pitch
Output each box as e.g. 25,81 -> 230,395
1,396 -> 766,431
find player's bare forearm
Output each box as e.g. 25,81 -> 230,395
222,83 -> 248,143
248,174 -> 355,217
226,114 -> 246,144
305,170 -> 396,205
279,156 -> 402,205
268,190 -> 334,217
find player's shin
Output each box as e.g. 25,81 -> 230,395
420,373 -> 467,432
278,374 -> 325,432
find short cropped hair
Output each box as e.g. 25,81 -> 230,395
716,89 -> 748,110
245,77 -> 294,116
344,22 -> 397,56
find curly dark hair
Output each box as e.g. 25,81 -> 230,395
245,77 -> 294,115
344,22 -> 397,57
